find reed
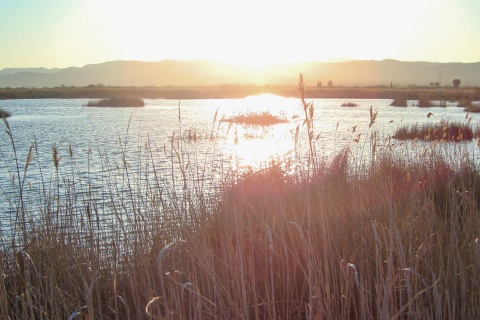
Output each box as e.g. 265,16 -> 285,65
2,76 -> 480,319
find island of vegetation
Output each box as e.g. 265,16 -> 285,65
393,121 -> 475,142
86,97 -> 145,107
221,111 -> 288,126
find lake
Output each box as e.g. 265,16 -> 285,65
1,94 -> 479,238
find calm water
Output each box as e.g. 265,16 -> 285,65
1,94 -> 479,236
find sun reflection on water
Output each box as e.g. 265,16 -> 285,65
216,93 -> 302,173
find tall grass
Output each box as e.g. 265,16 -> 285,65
2,76 -> 480,319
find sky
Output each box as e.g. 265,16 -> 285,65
0,0 -> 479,70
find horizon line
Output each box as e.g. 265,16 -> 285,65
2,58 -> 480,71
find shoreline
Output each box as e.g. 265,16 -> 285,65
1,85 -> 479,100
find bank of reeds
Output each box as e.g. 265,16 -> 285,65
2,77 -> 480,319
393,121 -> 475,142
341,102 -> 358,107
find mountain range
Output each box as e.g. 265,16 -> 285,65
0,59 -> 479,88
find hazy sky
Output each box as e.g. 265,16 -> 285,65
1,0 -> 479,69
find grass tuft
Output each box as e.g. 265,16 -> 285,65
0,108 -> 11,118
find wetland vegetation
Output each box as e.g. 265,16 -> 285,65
86,97 -> 145,107
221,111 -> 288,126
2,76 -> 480,319
393,121 -> 476,142
341,102 -> 358,107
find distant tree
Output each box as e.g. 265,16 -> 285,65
327,80 -> 333,87
430,82 -> 434,87
317,81 -> 322,88
434,81 -> 440,87
453,79 -> 461,88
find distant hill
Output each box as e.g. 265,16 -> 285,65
0,67 -> 61,76
0,59 -> 479,88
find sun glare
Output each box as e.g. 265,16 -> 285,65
217,93 -> 301,171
